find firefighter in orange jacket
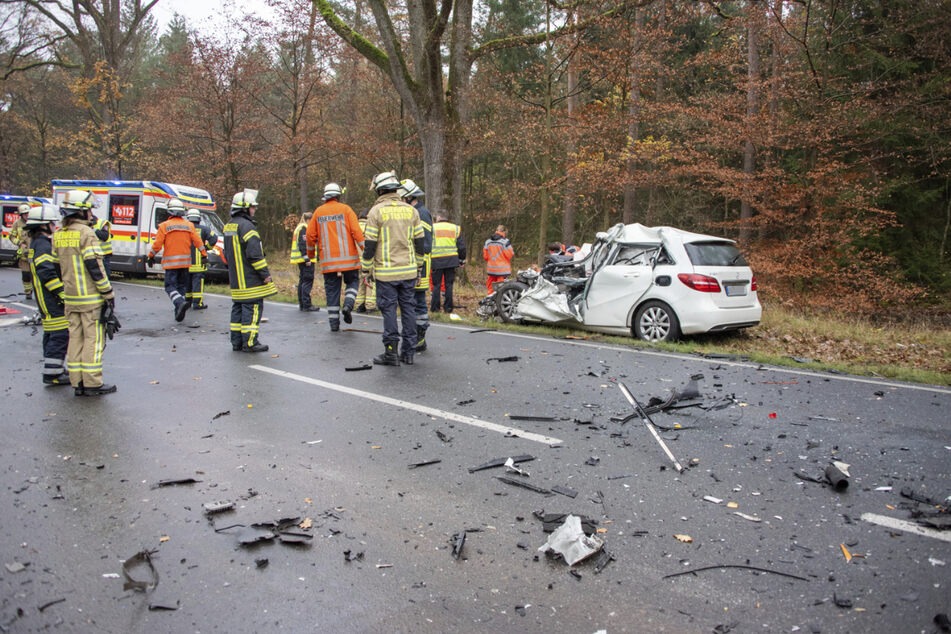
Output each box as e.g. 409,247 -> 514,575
148,198 -> 206,322
306,183 -> 364,331
483,224 -> 514,293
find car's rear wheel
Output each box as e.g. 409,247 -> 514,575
495,281 -> 528,323
633,300 -> 681,342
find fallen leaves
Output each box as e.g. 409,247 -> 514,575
674,534 -> 693,543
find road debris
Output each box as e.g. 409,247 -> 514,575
468,455 -> 535,473
435,430 -> 452,443
504,457 -> 529,476
154,477 -> 201,488
584,456 -> 600,466
496,476 -> 552,495
408,459 -> 441,469
508,414 -> 559,421
203,501 -> 235,515
593,549 -> 616,574
451,531 -> 466,559
663,564 -> 809,581
825,462 -> 850,491
4,562 -> 26,573
238,528 -> 276,545
344,550 -> 364,562
36,598 -> 66,612
703,496 -> 723,504
211,410 -> 231,420
840,544 -> 853,562
538,515 -> 604,566
833,593 -> 853,608
551,485 -> 578,499
617,382 -> 684,473
935,613 -> 951,632
486,356 -> 519,363
255,558 -> 269,568
734,512 -> 762,522
535,512 -> 598,534
122,549 -> 159,592
674,534 -> 693,543
345,364 -> 372,371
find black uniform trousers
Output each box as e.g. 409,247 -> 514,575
230,300 -> 264,349
323,269 -> 359,329
164,268 -> 190,308
377,279 -> 417,352
298,263 -> 314,309
430,267 -> 456,312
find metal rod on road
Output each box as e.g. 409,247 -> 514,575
617,382 -> 684,473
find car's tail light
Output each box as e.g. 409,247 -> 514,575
678,273 -> 721,293
751,275 -> 758,292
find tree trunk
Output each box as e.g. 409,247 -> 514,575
561,10 -> 578,245
537,3 -> 552,263
739,6 -> 761,245
622,8 -> 644,225
647,0 -> 666,223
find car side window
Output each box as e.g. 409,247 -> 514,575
154,208 -> 169,228
654,247 -> 674,265
612,246 -> 654,266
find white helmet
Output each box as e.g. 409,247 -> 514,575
231,189 -> 259,215
25,204 -> 60,227
167,198 -> 187,217
370,171 -> 400,194
397,178 -> 424,200
17,203 -> 31,215
60,190 -> 96,217
186,208 -> 201,223
322,182 -> 343,201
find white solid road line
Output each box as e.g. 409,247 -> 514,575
109,279 -> 951,396
249,364 -> 564,446
861,512 -> 951,544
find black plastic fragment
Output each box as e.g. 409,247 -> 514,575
663,564 -> 809,582
408,459 -> 442,469
514,605 -> 527,617
435,430 -> 452,443
203,501 -> 235,514
699,352 -> 750,361
900,488 -> 947,508
148,599 -> 180,611
607,473 -> 634,481
935,613 -> 951,632
468,455 -> 535,473
824,464 -> 849,491
468,328 -> 497,334
516,540 -> 530,550
457,399 -> 475,406
508,415 -> 558,422
486,356 -> 519,364
37,598 -> 66,613
793,471 -> 823,484
535,512 -> 598,534
277,531 -> 313,544
496,476 -> 552,495
122,550 -> 159,592
451,531 -> 466,559
551,485 -> 578,499
345,364 -> 372,371
154,477 -> 200,488
211,410 -> 230,420
255,558 -> 269,568
568,570 -> 582,580
585,457 -> 600,466
593,549 -> 615,574
238,528 -> 276,545
344,549 -> 364,562
833,593 -> 852,608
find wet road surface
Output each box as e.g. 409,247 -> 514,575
1,268 -> 950,633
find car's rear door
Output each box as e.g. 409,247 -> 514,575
582,244 -> 655,327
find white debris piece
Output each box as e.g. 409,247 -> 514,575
703,496 -> 723,504
832,461 -> 851,477
538,515 -> 603,566
504,457 -> 528,476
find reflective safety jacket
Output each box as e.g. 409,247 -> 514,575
93,217 -> 113,256
10,218 -> 29,261
28,234 -> 68,331
223,211 -> 276,303
305,200 -> 364,273
190,225 -> 217,273
361,193 -> 424,282
290,222 -> 313,265
149,217 -> 205,269
483,232 -> 514,276
411,202 -> 433,291
432,221 -> 466,269
52,218 -> 114,312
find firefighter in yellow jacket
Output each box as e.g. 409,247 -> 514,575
186,208 -> 216,310
224,189 -> 276,352
362,172 -> 424,366
52,190 -> 117,396
355,208 -> 376,312
291,211 -> 319,311
10,204 -> 34,299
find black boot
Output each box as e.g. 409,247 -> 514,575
373,344 -> 400,366
342,304 -> 353,324
192,303 -> 208,310
174,301 -> 188,322
399,350 -> 414,365
44,371 -> 70,386
415,326 -> 427,352
83,383 -> 117,396
74,382 -> 84,396
243,342 -> 269,352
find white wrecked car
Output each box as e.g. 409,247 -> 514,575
482,223 -> 762,342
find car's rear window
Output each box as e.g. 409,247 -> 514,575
684,241 -> 747,266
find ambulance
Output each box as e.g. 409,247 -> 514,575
49,180 -> 228,279
0,195 -> 52,262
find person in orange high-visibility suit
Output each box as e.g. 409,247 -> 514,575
306,182 -> 364,332
148,198 -> 206,323
482,224 -> 514,293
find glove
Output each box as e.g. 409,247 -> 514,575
100,298 -> 121,340
262,276 -> 272,285
147,255 -> 155,267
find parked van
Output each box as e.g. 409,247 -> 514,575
49,180 -> 227,279
0,195 -> 52,262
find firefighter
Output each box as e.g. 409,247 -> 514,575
306,183 -> 364,331
396,179 -> 432,352
291,211 -> 319,312
25,205 -> 69,385
186,208 -> 216,310
354,208 -> 377,313
10,204 -> 34,300
92,214 -> 113,277
52,190 -> 116,396
147,198 -> 206,322
430,213 -> 466,313
483,224 -> 514,293
362,171 -> 424,366
224,189 -> 276,352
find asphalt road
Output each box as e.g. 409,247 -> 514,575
1,267 -> 949,633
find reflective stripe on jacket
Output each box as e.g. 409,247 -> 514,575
432,221 -> 465,268
150,218 -> 205,269
93,217 -> 112,255
190,226 -> 216,272
362,193 -> 423,282
224,212 -> 276,303
52,219 -> 113,311
483,233 -> 514,276
29,234 -> 68,331
10,219 -> 29,260
290,222 -> 309,264
305,200 -> 364,273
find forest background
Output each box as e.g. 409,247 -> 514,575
1,0 -> 949,320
